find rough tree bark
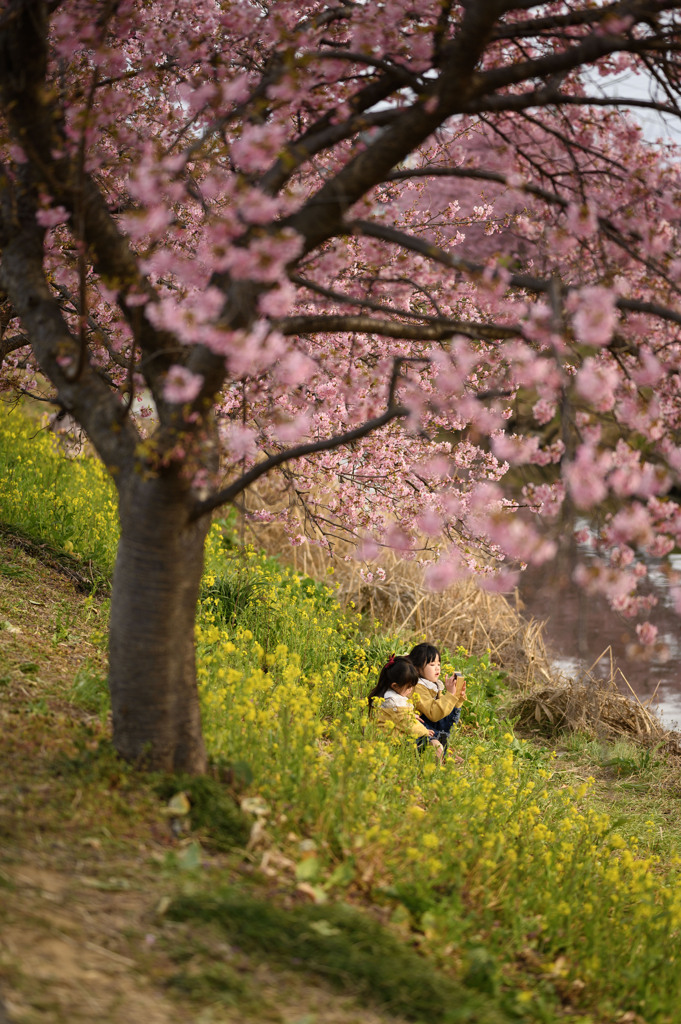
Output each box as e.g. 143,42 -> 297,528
109,474 -> 210,773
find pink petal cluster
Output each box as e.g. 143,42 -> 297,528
636,622 -> 658,646
6,0 -> 681,654
163,366 -> 204,404
563,444 -> 611,508
575,357 -> 619,411
566,202 -> 598,239
36,205 -> 70,227
571,287 -> 618,347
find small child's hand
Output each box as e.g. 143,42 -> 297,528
427,729 -> 435,736
430,738 -> 445,764
443,673 -> 458,694
444,673 -> 466,702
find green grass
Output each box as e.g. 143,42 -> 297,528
167,888 -> 510,1023
165,957 -> 256,1010
153,773 -> 251,852
70,658 -> 111,716
6,399 -> 681,1023
0,400 -> 119,580
555,733 -> 681,858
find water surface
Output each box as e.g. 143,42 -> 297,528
517,552 -> 681,729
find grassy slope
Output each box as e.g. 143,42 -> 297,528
3,535 -> 681,1024
4,402 -> 681,1023
0,535 -> 513,1024
0,538 -> 401,1024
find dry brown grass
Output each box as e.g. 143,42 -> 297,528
507,677 -> 667,743
241,500 -> 672,745
504,644 -> 673,745
242,507 -> 555,689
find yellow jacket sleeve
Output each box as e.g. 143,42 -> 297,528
413,682 -> 458,722
376,704 -> 431,738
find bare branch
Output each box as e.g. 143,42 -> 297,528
191,403 -> 408,519
0,332 -> 30,364
541,92 -> 681,119
386,161 -> 681,299
492,0 -> 680,40
347,218 -> 681,330
0,167 -> 138,479
283,3 -> 503,252
474,16 -> 681,97
259,106 -> 405,195
275,312 -> 522,342
348,217 -> 550,293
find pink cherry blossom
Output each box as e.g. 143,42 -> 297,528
566,202 -> 598,239
222,423 -> 258,461
5,0 -> 681,773
478,569 -> 520,593
571,287 -> 618,347
416,509 -> 442,537
258,282 -> 295,317
605,504 -> 653,547
163,366 -> 203,404
231,122 -> 288,174
424,555 -> 466,591
36,205 -> 70,227
532,398 -> 556,425
563,445 -> 611,509
575,358 -> 619,411
631,348 -> 663,386
491,432 -> 539,466
636,622 -> 658,646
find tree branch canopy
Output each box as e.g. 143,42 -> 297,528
2,0 -> 681,618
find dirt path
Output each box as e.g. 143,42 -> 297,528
0,539 -> 181,1021
0,538 -> 397,1024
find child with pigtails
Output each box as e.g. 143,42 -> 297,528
367,654 -> 445,763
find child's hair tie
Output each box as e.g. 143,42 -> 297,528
386,653 -> 396,666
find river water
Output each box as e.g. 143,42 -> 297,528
516,551 -> 681,729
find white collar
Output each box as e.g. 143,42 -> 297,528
383,687 -> 410,707
418,676 -> 442,693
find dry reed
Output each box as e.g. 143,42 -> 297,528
507,678 -> 666,742
236,493 -> 671,745
505,645 -> 672,744
237,492 -> 553,689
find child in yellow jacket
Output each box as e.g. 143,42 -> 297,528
368,654 -> 444,761
409,642 -> 466,755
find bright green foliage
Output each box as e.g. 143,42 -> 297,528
6,402 -> 681,1022
0,403 -> 119,574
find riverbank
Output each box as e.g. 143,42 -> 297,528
2,525 -> 681,1023
3,403 -> 681,1022
517,553 -> 681,729
0,535 -> 416,1024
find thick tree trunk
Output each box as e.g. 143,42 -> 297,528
108,474 -> 210,773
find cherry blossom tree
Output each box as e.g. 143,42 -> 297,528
2,0 -> 681,771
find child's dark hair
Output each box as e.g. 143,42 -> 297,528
368,655 -> 419,712
408,642 -> 440,672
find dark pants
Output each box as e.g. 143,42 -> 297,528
416,730 -> 449,754
419,705 -> 460,736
